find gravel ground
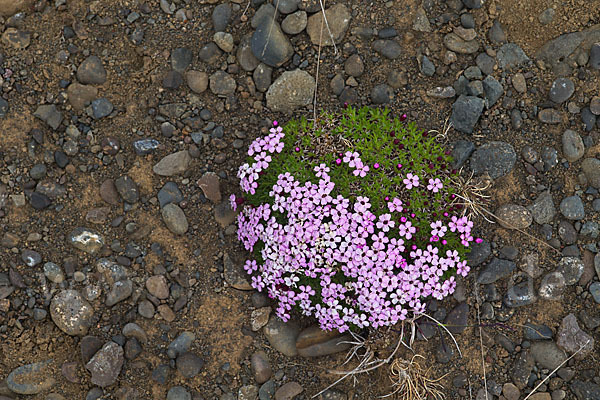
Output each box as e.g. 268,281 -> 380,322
0,0 -> 599,399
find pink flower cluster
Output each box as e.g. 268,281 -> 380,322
233,129 -> 475,333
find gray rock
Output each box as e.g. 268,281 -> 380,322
470,141 -> 517,179
549,78 -> 575,103
582,107 -> 597,131
559,196 -> 585,220
163,70 -> 183,90
558,220 -> 576,243
44,262 -> 65,283
413,7 -> 431,32
185,70 -> 208,94
167,332 -> 195,359
580,221 -> 599,238
212,3 -> 231,32
114,175 -> 139,204
372,40 -> 402,59
68,227 -> 104,254
251,17 -> 293,67
224,252 -> 252,290
158,182 -> 183,208
538,8 -> 555,25
122,322 -> 148,344
443,32 -> 479,54
21,249 -> 41,266
237,35 -> 260,72
467,239 -> 491,267
263,316 -> 300,356
591,42 -> 600,69
306,3 -> 350,46
266,69 -> 315,112
198,42 -> 222,64
176,352 -> 204,378
530,341 -> 567,370
477,258 -> 516,284
556,314 -> 594,359
370,84 -> 394,104
538,108 -> 563,124
482,75 -> 503,108
281,10 -> 307,35
6,360 -> 55,394
451,140 -> 475,169
213,31 -> 234,52
570,381 -> 600,400
251,4 -> 278,28
536,31 -> 583,67
496,204 -> 532,229
161,203 -> 188,235
488,20 -> 506,43
450,95 -> 484,133
239,385 -> 260,400
444,302 -> 469,334
251,351 -> 272,384
497,43 -> 530,69
511,350 -> 534,389
523,323 -> 553,340
557,257 -> 585,285
85,342 -> 124,387
34,104 -> 63,130
504,281 -> 536,307
209,70 -> 236,95
276,0 -> 299,14
77,55 -> 107,85
171,47 -> 192,72
105,280 -> 133,306
167,386 -> 191,400
297,334 -> 352,357
275,382 -> 304,400
476,53 -> 496,75
153,151 -> 192,176
345,54 -> 364,77
581,158 -> 600,188
420,55 -> 435,76
562,130 -> 584,162
91,98 -> 113,119
462,0 -> 483,8
50,290 -> 94,336
253,63 -> 273,92
426,86 -> 456,99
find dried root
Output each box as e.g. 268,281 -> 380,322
386,354 -> 447,400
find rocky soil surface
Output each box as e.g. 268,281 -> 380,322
0,0 -> 599,399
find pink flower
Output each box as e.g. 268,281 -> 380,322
376,214 -> 395,232
314,163 -> 330,178
403,173 -> 420,189
398,221 -> 416,240
343,151 -> 360,168
427,178 -> 443,192
387,198 -> 403,213
430,220 -> 447,238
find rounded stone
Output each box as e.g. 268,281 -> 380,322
77,56 -> 107,85
562,130 -> 584,162
496,204 -> 532,230
559,196 -> 585,220
266,70 -> 315,113
281,11 -> 307,35
549,78 -> 575,103
6,360 -> 55,395
50,290 -> 94,336
161,203 -> 189,235
167,386 -> 191,400
176,352 -> 204,378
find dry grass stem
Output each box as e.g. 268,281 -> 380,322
386,354 -> 447,400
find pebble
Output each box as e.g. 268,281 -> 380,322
559,196 -> 585,220
571,381 -> 600,400
420,55 -> 435,76
266,69 -> 315,112
524,323 -> 553,340
34,104 -> 63,130
372,40 -> 402,59
0,98 -> 8,118
450,95 -> 484,133
482,75 -> 503,108
212,3 -> 231,32
161,203 -> 188,235
556,314 -> 594,359
6,360 -> 54,395
562,130 -> 584,162
444,302 -> 469,334
153,150 -> 192,176
239,385 -> 259,400
590,282 -> 600,303
91,98 -> 113,119
370,84 -> 394,104
531,341 -> 567,370
413,7 -> 431,32
213,32 -> 234,52
427,86 -> 456,99
183,70 -> 208,94
538,8 -> 555,24
344,54 -> 364,77
281,10 -> 307,35
477,258 -> 516,284
122,322 -> 147,344
467,239 -> 491,267
251,18 -> 293,67
44,262 -> 65,283
251,351 -> 272,384
176,352 -> 204,378
591,96 -> 600,115
209,70 -> 236,95
163,71 -> 183,90
158,182 -> 183,208
168,332 -> 195,359
549,78 -> 575,103
171,47 -> 192,72
503,383 -> 520,400
591,43 -> 600,69
443,32 -> 479,54
581,107 -> 596,131
251,307 -> 271,331
306,3 -> 350,46
558,220 -> 577,244
297,332 -> 351,357
167,386 -> 191,400
263,315 -> 300,357
470,141 -> 516,179
476,53 -> 496,75
511,350 -> 534,389
198,42 -> 222,64
488,20 -> 506,43
496,43 -> 530,69
106,280 -> 133,306
275,382 -> 304,400
68,227 -> 104,254
50,289 -> 94,335
223,252 -> 252,290
253,63 -> 273,93
538,108 -> 563,124
512,73 -> 527,93
114,175 -> 139,203
77,55 -> 107,85
146,275 -> 170,299
581,158 -> 600,188
197,172 -> 221,203
496,204 -> 532,229
214,201 -> 238,227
